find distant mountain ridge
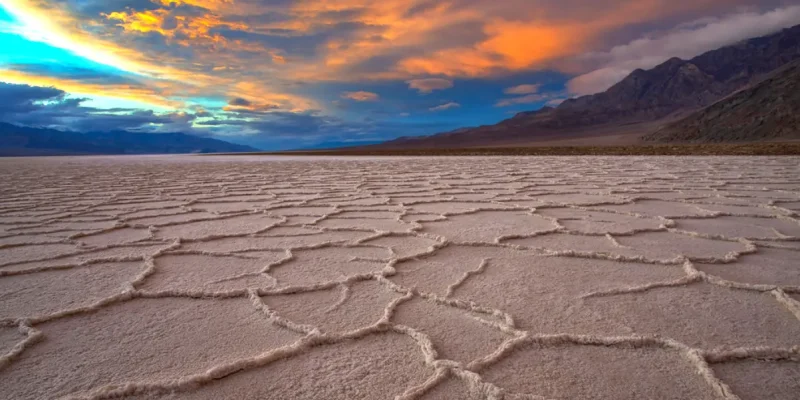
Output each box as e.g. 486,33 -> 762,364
0,122 -> 258,156
375,24 -> 800,148
644,59 -> 800,143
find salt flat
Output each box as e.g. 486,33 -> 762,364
1,155 -> 799,400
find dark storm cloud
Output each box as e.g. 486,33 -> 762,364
0,82 -> 196,133
228,97 -> 252,107
0,84 -> 66,115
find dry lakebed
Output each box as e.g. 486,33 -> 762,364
1,155 -> 799,400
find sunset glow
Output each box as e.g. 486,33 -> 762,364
1,0 -> 797,149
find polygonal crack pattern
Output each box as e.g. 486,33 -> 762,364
0,155 -> 799,399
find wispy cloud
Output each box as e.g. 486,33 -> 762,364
407,78 -> 454,93
341,91 -> 379,102
222,97 -> 280,114
429,102 -> 460,112
503,84 -> 540,95
495,94 -> 546,107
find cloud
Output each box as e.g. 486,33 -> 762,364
429,102 -> 460,112
207,111 -> 343,137
406,78 -> 454,93
341,91 -> 379,101
154,0 -> 233,12
567,5 -> 800,95
495,94 -> 547,107
0,84 -> 65,113
503,84 -> 540,95
392,0 -> 745,78
0,82 -> 196,132
228,97 -> 252,107
104,7 -> 250,48
0,68 -> 184,109
222,97 -> 280,114
496,87 -> 567,107
7,0 -> 779,92
67,110 -> 196,132
0,81 -> 451,150
5,0 -> 778,96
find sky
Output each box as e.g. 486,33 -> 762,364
0,1 -> 799,150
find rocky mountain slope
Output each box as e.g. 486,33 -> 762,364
376,24 -> 800,148
0,122 -> 258,156
644,60 -> 800,143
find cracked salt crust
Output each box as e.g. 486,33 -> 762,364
711,359 -> 800,400
0,155 -> 799,399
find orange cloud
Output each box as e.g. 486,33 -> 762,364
230,82 -> 318,112
481,21 -> 587,69
105,9 -> 172,37
399,50 -> 499,78
397,19 -> 591,77
392,0 -> 750,78
341,91 -> 379,101
105,9 -> 248,47
274,0 -> 482,80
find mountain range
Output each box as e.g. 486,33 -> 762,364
374,24 -> 800,149
645,59 -> 800,143
0,123 -> 257,156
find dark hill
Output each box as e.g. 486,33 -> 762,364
0,122 -> 258,156
644,60 -> 800,143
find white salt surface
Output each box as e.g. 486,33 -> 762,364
1,155 -> 800,399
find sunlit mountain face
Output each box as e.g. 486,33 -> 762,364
1,0 -> 797,150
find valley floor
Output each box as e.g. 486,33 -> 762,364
1,155 -> 799,399
249,141 -> 800,156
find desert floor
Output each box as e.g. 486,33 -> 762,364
1,155 -> 799,400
